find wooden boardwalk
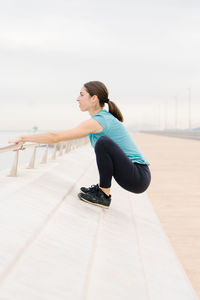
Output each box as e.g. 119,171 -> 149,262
0,143 -> 198,299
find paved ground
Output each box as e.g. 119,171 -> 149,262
0,142 -> 198,299
133,133 -> 200,298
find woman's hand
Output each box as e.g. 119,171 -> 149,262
8,137 -> 26,151
9,136 -> 23,145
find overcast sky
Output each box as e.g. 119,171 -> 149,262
0,0 -> 199,130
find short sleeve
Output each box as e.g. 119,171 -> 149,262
92,114 -> 107,131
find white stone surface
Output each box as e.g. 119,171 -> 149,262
0,145 -> 198,299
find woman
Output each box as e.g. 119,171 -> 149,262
12,81 -> 151,209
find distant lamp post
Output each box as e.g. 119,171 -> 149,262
164,100 -> 168,130
188,88 -> 192,130
174,96 -> 178,129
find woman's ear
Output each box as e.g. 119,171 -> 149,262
91,95 -> 99,104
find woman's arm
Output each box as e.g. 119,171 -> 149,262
11,119 -> 102,145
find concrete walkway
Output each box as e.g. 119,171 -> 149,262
0,144 -> 198,299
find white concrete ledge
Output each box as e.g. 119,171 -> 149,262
0,145 -> 198,299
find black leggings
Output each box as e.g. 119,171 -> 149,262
94,136 -> 151,194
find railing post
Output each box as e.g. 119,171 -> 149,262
63,143 -> 66,151
8,151 -> 19,177
41,145 -> 48,164
71,140 -> 74,151
51,144 -> 57,160
27,145 -> 37,169
59,143 -> 64,156
65,142 -> 71,153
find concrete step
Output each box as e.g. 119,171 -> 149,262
0,145 -> 198,299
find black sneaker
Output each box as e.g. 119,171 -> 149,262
78,187 -> 111,209
80,184 -> 99,194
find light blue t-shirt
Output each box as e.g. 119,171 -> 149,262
88,110 -> 150,165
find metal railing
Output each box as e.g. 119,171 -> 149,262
0,137 -> 89,177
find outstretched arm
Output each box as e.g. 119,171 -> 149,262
11,119 -> 102,145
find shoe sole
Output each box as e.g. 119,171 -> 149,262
78,194 -> 109,209
80,189 -> 86,194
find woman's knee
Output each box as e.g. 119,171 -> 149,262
95,136 -> 111,152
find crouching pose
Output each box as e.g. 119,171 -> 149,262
12,81 -> 151,208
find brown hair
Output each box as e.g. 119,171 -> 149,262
84,81 -> 124,122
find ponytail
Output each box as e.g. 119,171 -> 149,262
107,100 -> 124,122
84,80 -> 124,122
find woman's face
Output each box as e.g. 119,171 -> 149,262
77,86 -> 93,111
